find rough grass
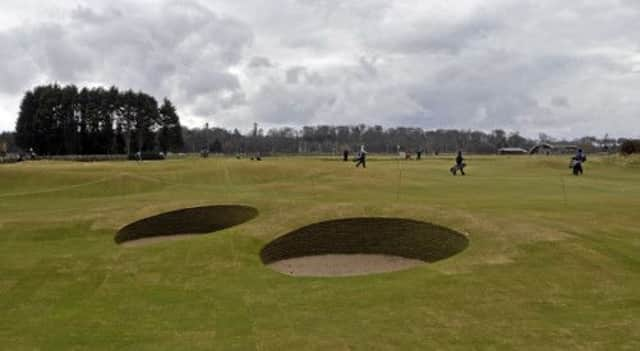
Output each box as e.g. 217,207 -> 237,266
1,155 -> 639,350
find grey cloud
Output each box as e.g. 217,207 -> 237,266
0,23 -> 94,91
249,45 -> 621,133
182,70 -> 241,98
248,56 -> 274,68
220,91 -> 247,109
0,0 -> 252,116
71,5 -> 122,23
358,56 -> 378,77
284,66 -> 325,85
280,31 -> 330,50
250,62 -> 423,127
286,66 -> 306,84
1,0 -> 640,138
251,82 -> 338,125
551,96 -> 570,108
367,9 -> 502,55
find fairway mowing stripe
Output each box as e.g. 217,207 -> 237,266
224,164 -> 232,186
223,163 -> 234,192
0,176 -> 113,198
119,172 -> 166,184
397,166 -> 403,201
88,259 -> 118,298
560,177 -> 569,206
242,295 -> 261,351
453,174 -> 578,180
118,172 -> 230,195
229,234 -> 239,268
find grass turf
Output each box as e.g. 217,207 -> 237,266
1,154 -> 639,350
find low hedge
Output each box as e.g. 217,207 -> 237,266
620,140 -> 640,155
45,154 -> 128,162
127,153 -> 167,161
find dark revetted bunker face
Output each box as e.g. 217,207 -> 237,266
261,218 -> 469,277
115,205 -> 258,245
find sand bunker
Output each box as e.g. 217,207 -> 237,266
261,218 -> 469,277
115,205 -> 258,246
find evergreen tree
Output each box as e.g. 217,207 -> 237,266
14,84 -> 183,155
15,91 -> 38,151
158,98 -> 184,153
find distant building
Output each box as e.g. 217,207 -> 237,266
529,143 -> 553,154
559,145 -> 579,153
498,147 -> 528,155
529,144 -> 578,155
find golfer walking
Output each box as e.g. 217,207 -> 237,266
355,145 -> 367,168
451,150 -> 466,175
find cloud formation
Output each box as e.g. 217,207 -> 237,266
0,0 -> 252,128
0,0 -> 639,138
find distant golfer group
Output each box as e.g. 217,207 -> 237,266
343,145 -> 587,176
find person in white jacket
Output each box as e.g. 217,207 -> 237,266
355,145 -> 367,168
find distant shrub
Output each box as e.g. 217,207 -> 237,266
33,153 -> 185,162
45,154 -> 128,162
620,140 -> 640,155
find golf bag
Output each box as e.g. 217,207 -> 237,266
570,159 -> 583,175
354,152 -> 366,168
450,162 -> 466,175
569,155 -> 586,176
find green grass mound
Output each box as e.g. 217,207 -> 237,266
260,218 -> 469,269
115,205 -> 258,244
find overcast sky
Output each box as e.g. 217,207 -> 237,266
1,0 -> 639,138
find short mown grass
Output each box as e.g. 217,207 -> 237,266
1,154 -> 639,350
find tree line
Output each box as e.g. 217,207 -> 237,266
183,125 -> 624,155
5,84 -> 633,156
14,84 -> 183,155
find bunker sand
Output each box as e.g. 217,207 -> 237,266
261,217 -> 469,277
268,254 -> 425,276
115,205 -> 258,245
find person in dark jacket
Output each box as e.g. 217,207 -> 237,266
570,148 -> 586,175
450,150 -> 466,175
